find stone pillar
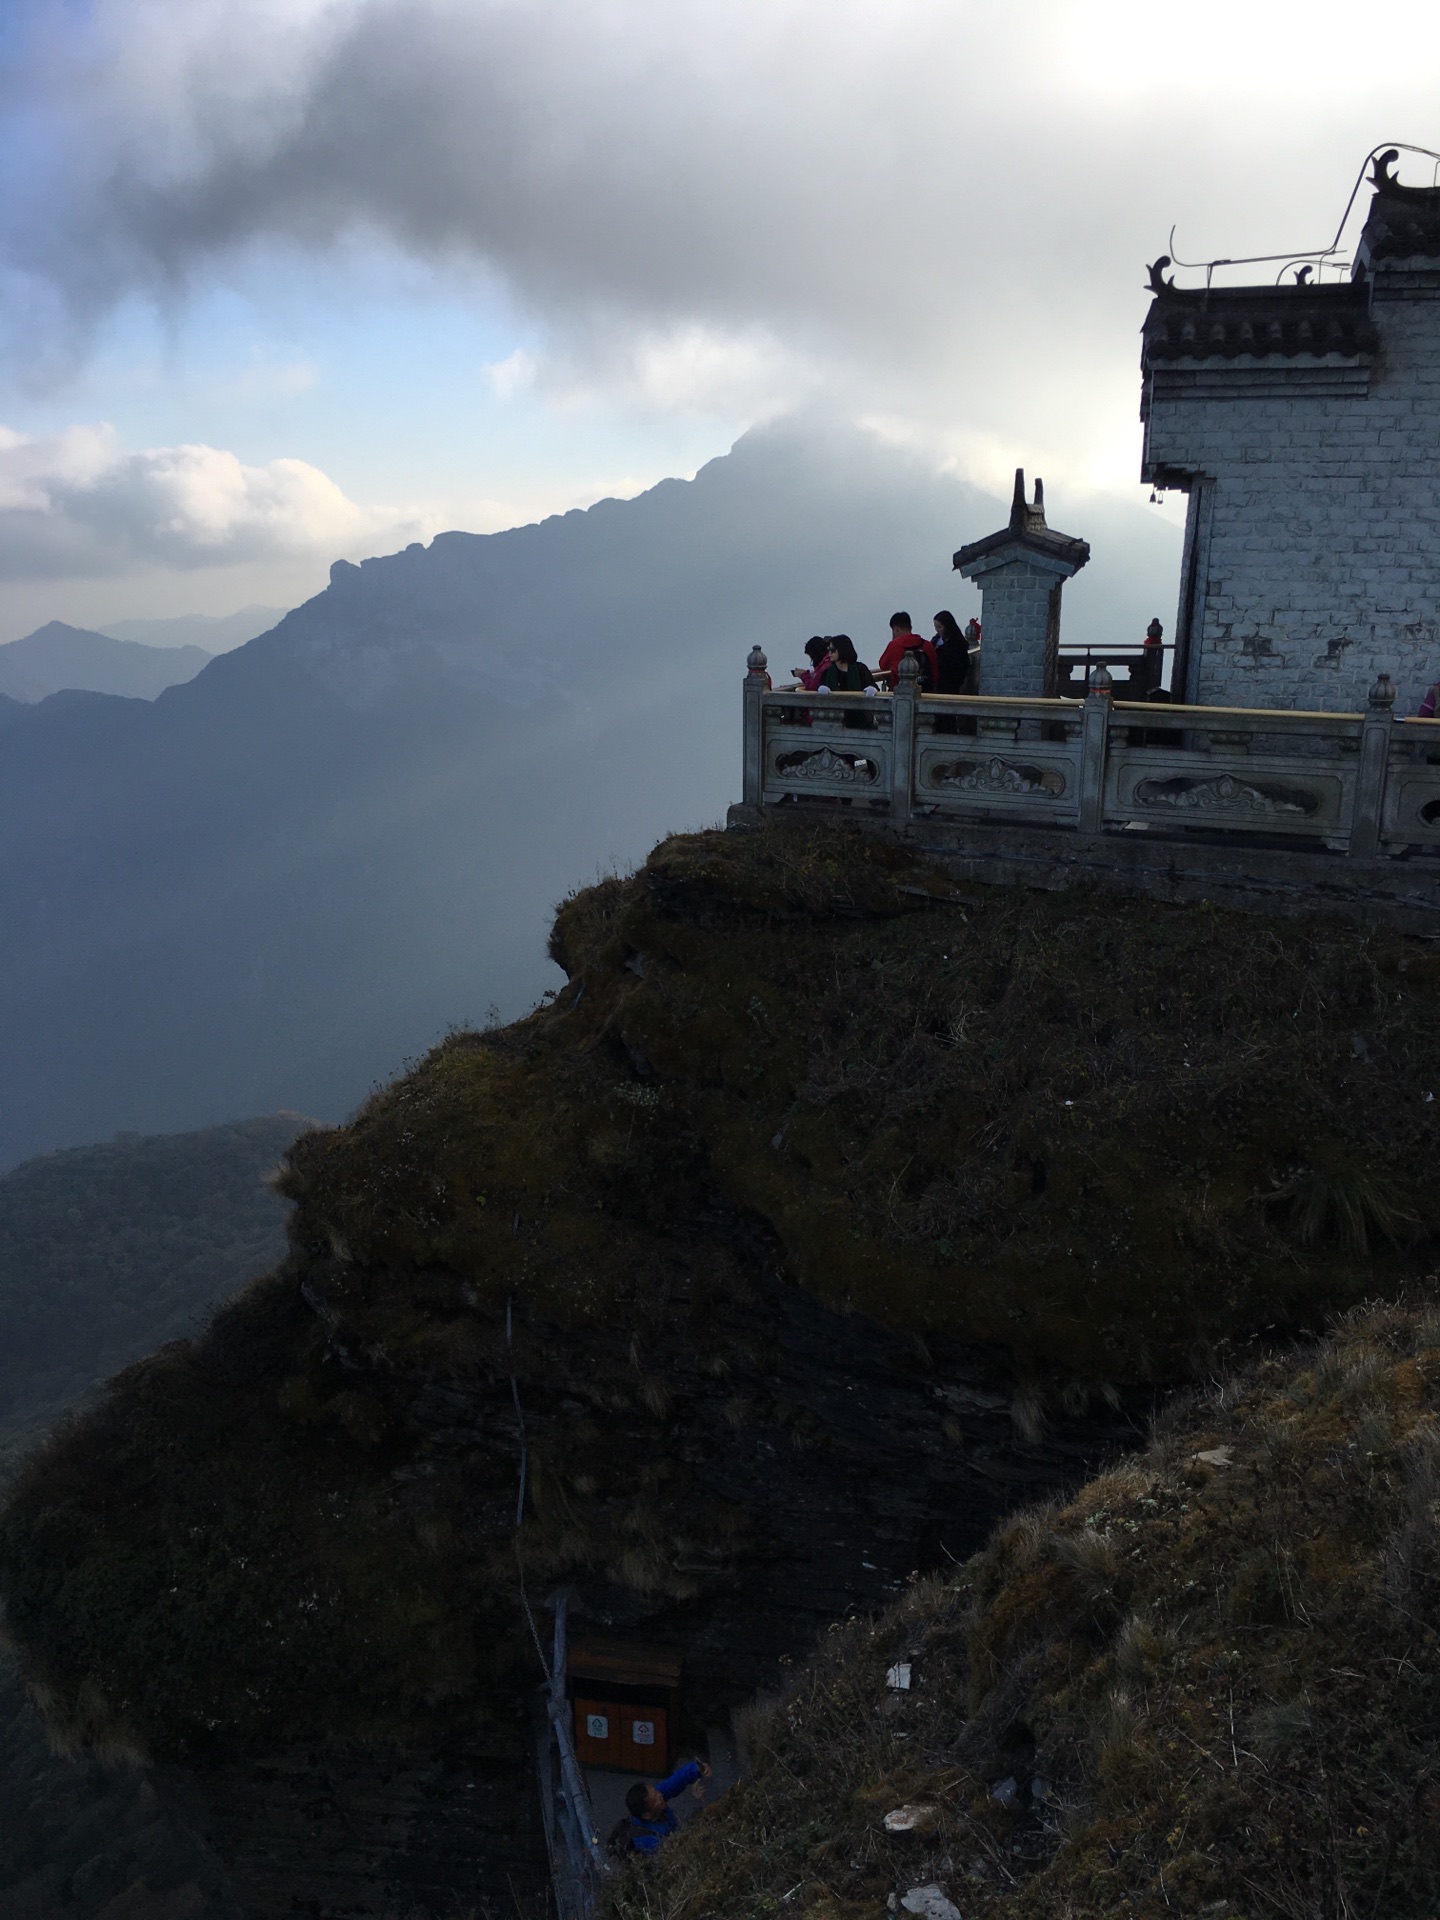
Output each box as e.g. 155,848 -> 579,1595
889,648 -> 918,823
1351,671 -> 1395,858
1078,665 -> 1113,835
742,646 -> 768,810
954,471 -> 1090,698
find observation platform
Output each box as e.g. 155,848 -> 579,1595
728,650 -> 1440,932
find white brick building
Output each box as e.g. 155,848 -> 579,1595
1141,154 -> 1440,714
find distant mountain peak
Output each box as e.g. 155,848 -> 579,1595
99,605 -> 287,653
0,621 -> 212,703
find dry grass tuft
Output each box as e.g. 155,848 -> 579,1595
613,1302 -> 1440,1920
1051,1528 -> 1125,1610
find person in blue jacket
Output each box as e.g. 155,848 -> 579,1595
623,1757 -> 712,1855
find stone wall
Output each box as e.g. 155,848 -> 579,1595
1145,291 -> 1440,716
962,558 -> 1062,698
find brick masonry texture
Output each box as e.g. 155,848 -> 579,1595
1144,287 -> 1440,715
964,558 -> 1058,697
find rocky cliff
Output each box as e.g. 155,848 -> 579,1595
2,820 -> 1435,1914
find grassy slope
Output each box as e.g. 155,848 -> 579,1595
0,1115 -> 308,1473
617,1300 -> 1440,1920
1,822 -> 1438,1763
287,820 -> 1440,1382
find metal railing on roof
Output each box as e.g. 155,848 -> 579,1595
1160,142 -> 1440,289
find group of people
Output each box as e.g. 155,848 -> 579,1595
793,610 -> 981,698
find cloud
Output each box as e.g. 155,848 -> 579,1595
0,423 -> 421,578
489,324 -> 822,422
2,1 -> 1439,480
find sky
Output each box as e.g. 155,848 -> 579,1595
1,0 -> 1438,642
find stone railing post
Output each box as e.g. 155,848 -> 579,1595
742,645 -> 768,810
890,649 -> 919,824
1078,664 -> 1112,834
1350,671 -> 1395,858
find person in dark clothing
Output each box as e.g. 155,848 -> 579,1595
794,635 -> 835,691
932,609 -> 973,695
819,633 -> 877,694
820,634 -> 878,734
624,1758 -> 712,1855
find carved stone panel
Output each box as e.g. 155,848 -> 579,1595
773,746 -> 879,785
1381,762 -> 1440,845
1132,771 -> 1318,817
931,755 -> 1066,797
1107,747 -> 1351,838
915,739 -> 1079,820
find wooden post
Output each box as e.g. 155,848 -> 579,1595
742,646 -> 768,811
1078,665 -> 1112,834
1350,672 -> 1395,858
890,650 -> 918,824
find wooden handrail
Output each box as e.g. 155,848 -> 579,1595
767,688 -> 1370,723
1109,699 -> 1365,723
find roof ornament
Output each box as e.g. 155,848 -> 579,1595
1294,264 -> 1313,285
1008,469 -> 1048,532
1159,143 -> 1438,290
1147,255 -> 1175,294
956,471 -> 1088,577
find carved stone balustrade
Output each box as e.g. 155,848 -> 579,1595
734,648 -> 1440,915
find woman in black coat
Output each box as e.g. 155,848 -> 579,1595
932,609 -> 973,695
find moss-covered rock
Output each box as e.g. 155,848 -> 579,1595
284,820 -> 1440,1380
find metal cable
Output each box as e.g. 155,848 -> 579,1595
506,1291 -> 552,1682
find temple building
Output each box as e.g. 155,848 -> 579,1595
1140,151 -> 1440,715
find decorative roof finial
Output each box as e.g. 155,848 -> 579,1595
1146,255 -> 1175,294
1371,148 -> 1400,190
1033,477 -> 1045,517
1009,467 -> 1026,529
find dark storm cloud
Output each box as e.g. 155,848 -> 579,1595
3,1 -> 1438,451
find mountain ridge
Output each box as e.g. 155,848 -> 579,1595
99,605 -> 286,653
0,1112 -> 310,1473
0,423 -> 1180,1170
0,620 -> 212,703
